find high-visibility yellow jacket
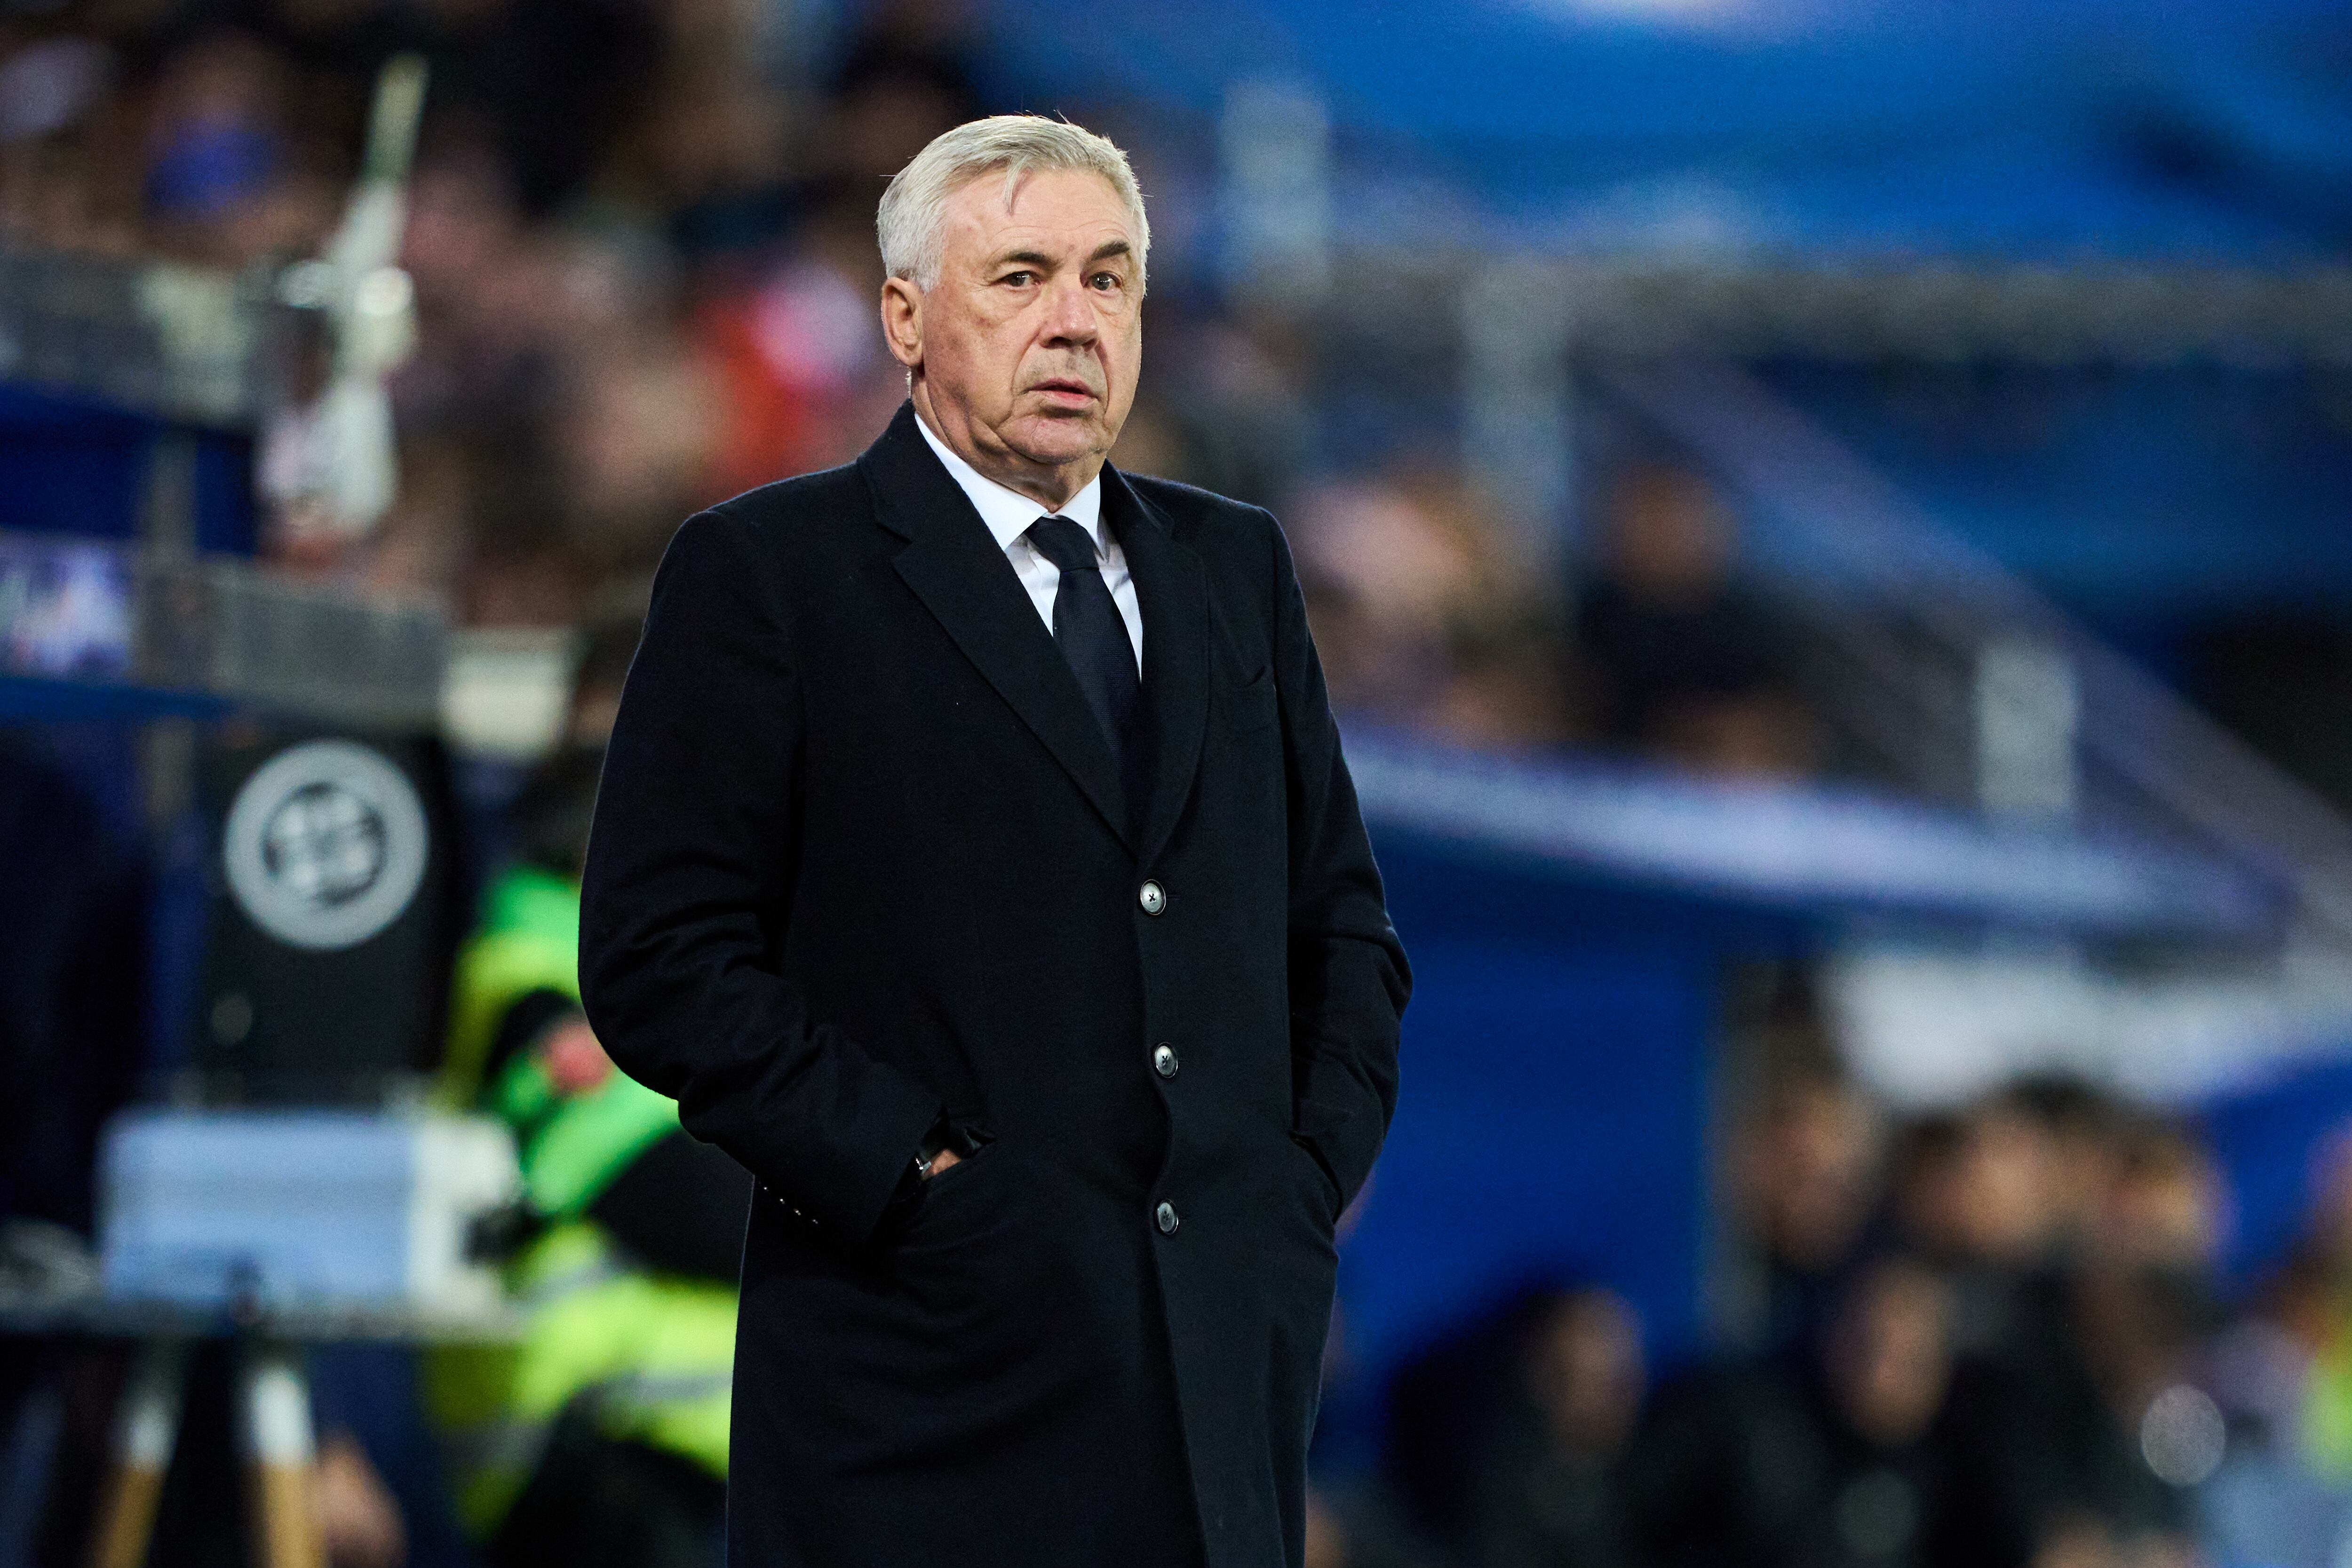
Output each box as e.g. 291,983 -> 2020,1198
428,866 -> 734,1536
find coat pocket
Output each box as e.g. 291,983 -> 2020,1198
1222,667 -> 1277,734
896,1138 -> 1004,1251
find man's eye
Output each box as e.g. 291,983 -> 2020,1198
1090,273 -> 1121,291
1000,271 -> 1036,287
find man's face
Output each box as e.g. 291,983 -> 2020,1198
884,166 -> 1142,493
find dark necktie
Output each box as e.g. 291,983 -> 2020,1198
1026,514 -> 1139,768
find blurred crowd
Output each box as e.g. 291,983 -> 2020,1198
0,0 -> 1821,783
1305,1019 -> 2352,1568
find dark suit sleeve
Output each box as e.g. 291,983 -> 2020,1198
579,508 -> 942,1240
1267,517 -> 1410,1210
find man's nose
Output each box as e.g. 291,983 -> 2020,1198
1040,275 -> 1099,344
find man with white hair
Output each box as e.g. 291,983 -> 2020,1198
580,115 -> 1409,1568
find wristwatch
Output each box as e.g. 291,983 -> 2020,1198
881,1114 -> 986,1237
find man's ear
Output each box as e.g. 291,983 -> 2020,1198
880,277 -> 924,371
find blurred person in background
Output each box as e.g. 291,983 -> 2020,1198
553,283 -> 723,574
427,610 -> 747,1568
1627,1256 -> 1976,1568
2098,1120 -> 2224,1279
1925,1100 -> 2219,1568
395,138 -> 561,431
441,430 -> 593,629
0,740 -> 148,1564
0,21 -> 138,253
2018,1266 -> 2210,1568
1715,970 -> 1880,1357
1730,1069 -> 1883,1358
2016,1075 -> 2133,1263
2280,1127 -> 2352,1480
1888,1114 -> 1971,1265
1572,461 -> 1814,779
1895,1089 -> 2080,1357
1288,469 -> 1567,749
1286,473 -> 1482,724
0,742 -> 145,1277
1382,1286 -> 1590,1554
696,183 -> 908,500
2049,1118 -> 2222,1568
818,0 -> 988,193
140,30 -> 327,264
2204,1135 -> 2352,1568
1120,311 -> 1312,516
1471,1287 -> 1647,1568
410,0 -> 663,222
686,0 -> 986,493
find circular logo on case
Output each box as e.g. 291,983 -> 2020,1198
222,740 -> 427,950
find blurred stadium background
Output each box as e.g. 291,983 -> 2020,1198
5,0 -> 2352,1564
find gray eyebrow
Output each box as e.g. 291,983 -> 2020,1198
991,240 -> 1134,271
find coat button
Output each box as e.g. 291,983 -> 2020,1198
1152,1043 -> 1179,1079
1155,1201 -> 1179,1234
1138,880 -> 1166,915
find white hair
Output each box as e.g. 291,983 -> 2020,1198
877,115 -> 1150,295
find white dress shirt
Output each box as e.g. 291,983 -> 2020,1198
916,413 -> 1143,670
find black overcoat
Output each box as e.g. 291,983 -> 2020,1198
578,403 -> 1410,1568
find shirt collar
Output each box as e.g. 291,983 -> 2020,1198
915,409 -> 1105,557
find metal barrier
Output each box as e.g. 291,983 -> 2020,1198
0,531 -> 444,730
0,249 -> 270,427
1592,354 -> 2352,947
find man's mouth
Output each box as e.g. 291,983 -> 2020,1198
1030,378 -> 1097,405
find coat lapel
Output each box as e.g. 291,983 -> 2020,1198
863,404 -> 1133,849
1109,467 -> 1210,870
